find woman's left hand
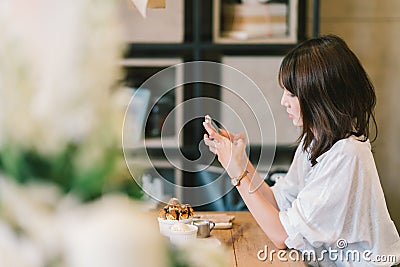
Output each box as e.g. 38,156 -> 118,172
203,122 -> 249,178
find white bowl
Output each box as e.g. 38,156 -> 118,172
157,217 -> 193,236
168,224 -> 198,245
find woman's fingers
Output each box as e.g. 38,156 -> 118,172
203,122 -> 220,141
232,132 -> 246,144
204,134 -> 218,154
208,146 -> 217,154
236,132 -> 246,140
203,123 -> 249,178
203,135 -> 213,146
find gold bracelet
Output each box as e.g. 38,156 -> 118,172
230,170 -> 249,186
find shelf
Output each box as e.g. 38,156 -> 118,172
121,58 -> 183,149
213,0 -> 299,44
126,42 -> 295,52
120,58 -> 183,67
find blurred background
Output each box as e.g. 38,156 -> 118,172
0,1 -> 398,266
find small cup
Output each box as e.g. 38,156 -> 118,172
193,219 -> 215,238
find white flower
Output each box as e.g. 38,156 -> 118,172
60,195 -> 168,267
0,176 -> 63,263
174,239 -> 230,267
0,221 -> 44,267
0,176 -> 78,265
0,0 -> 124,157
0,176 -> 170,267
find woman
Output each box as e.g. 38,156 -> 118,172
203,34 -> 400,266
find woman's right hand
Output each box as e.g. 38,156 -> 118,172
203,122 -> 249,179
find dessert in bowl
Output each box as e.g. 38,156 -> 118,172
157,198 -> 195,236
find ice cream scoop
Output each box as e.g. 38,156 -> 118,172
170,222 -> 191,232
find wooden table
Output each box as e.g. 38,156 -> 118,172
204,211 -> 306,267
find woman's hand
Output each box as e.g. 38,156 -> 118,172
203,122 -> 249,178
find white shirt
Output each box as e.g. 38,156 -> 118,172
271,136 -> 400,266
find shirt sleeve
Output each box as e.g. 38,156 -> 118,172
271,143 -> 303,212
279,145 -> 363,250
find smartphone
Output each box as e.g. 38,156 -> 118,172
204,115 -> 222,134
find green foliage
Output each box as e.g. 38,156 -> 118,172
0,144 -> 142,201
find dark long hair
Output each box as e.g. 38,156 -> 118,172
279,34 -> 377,166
